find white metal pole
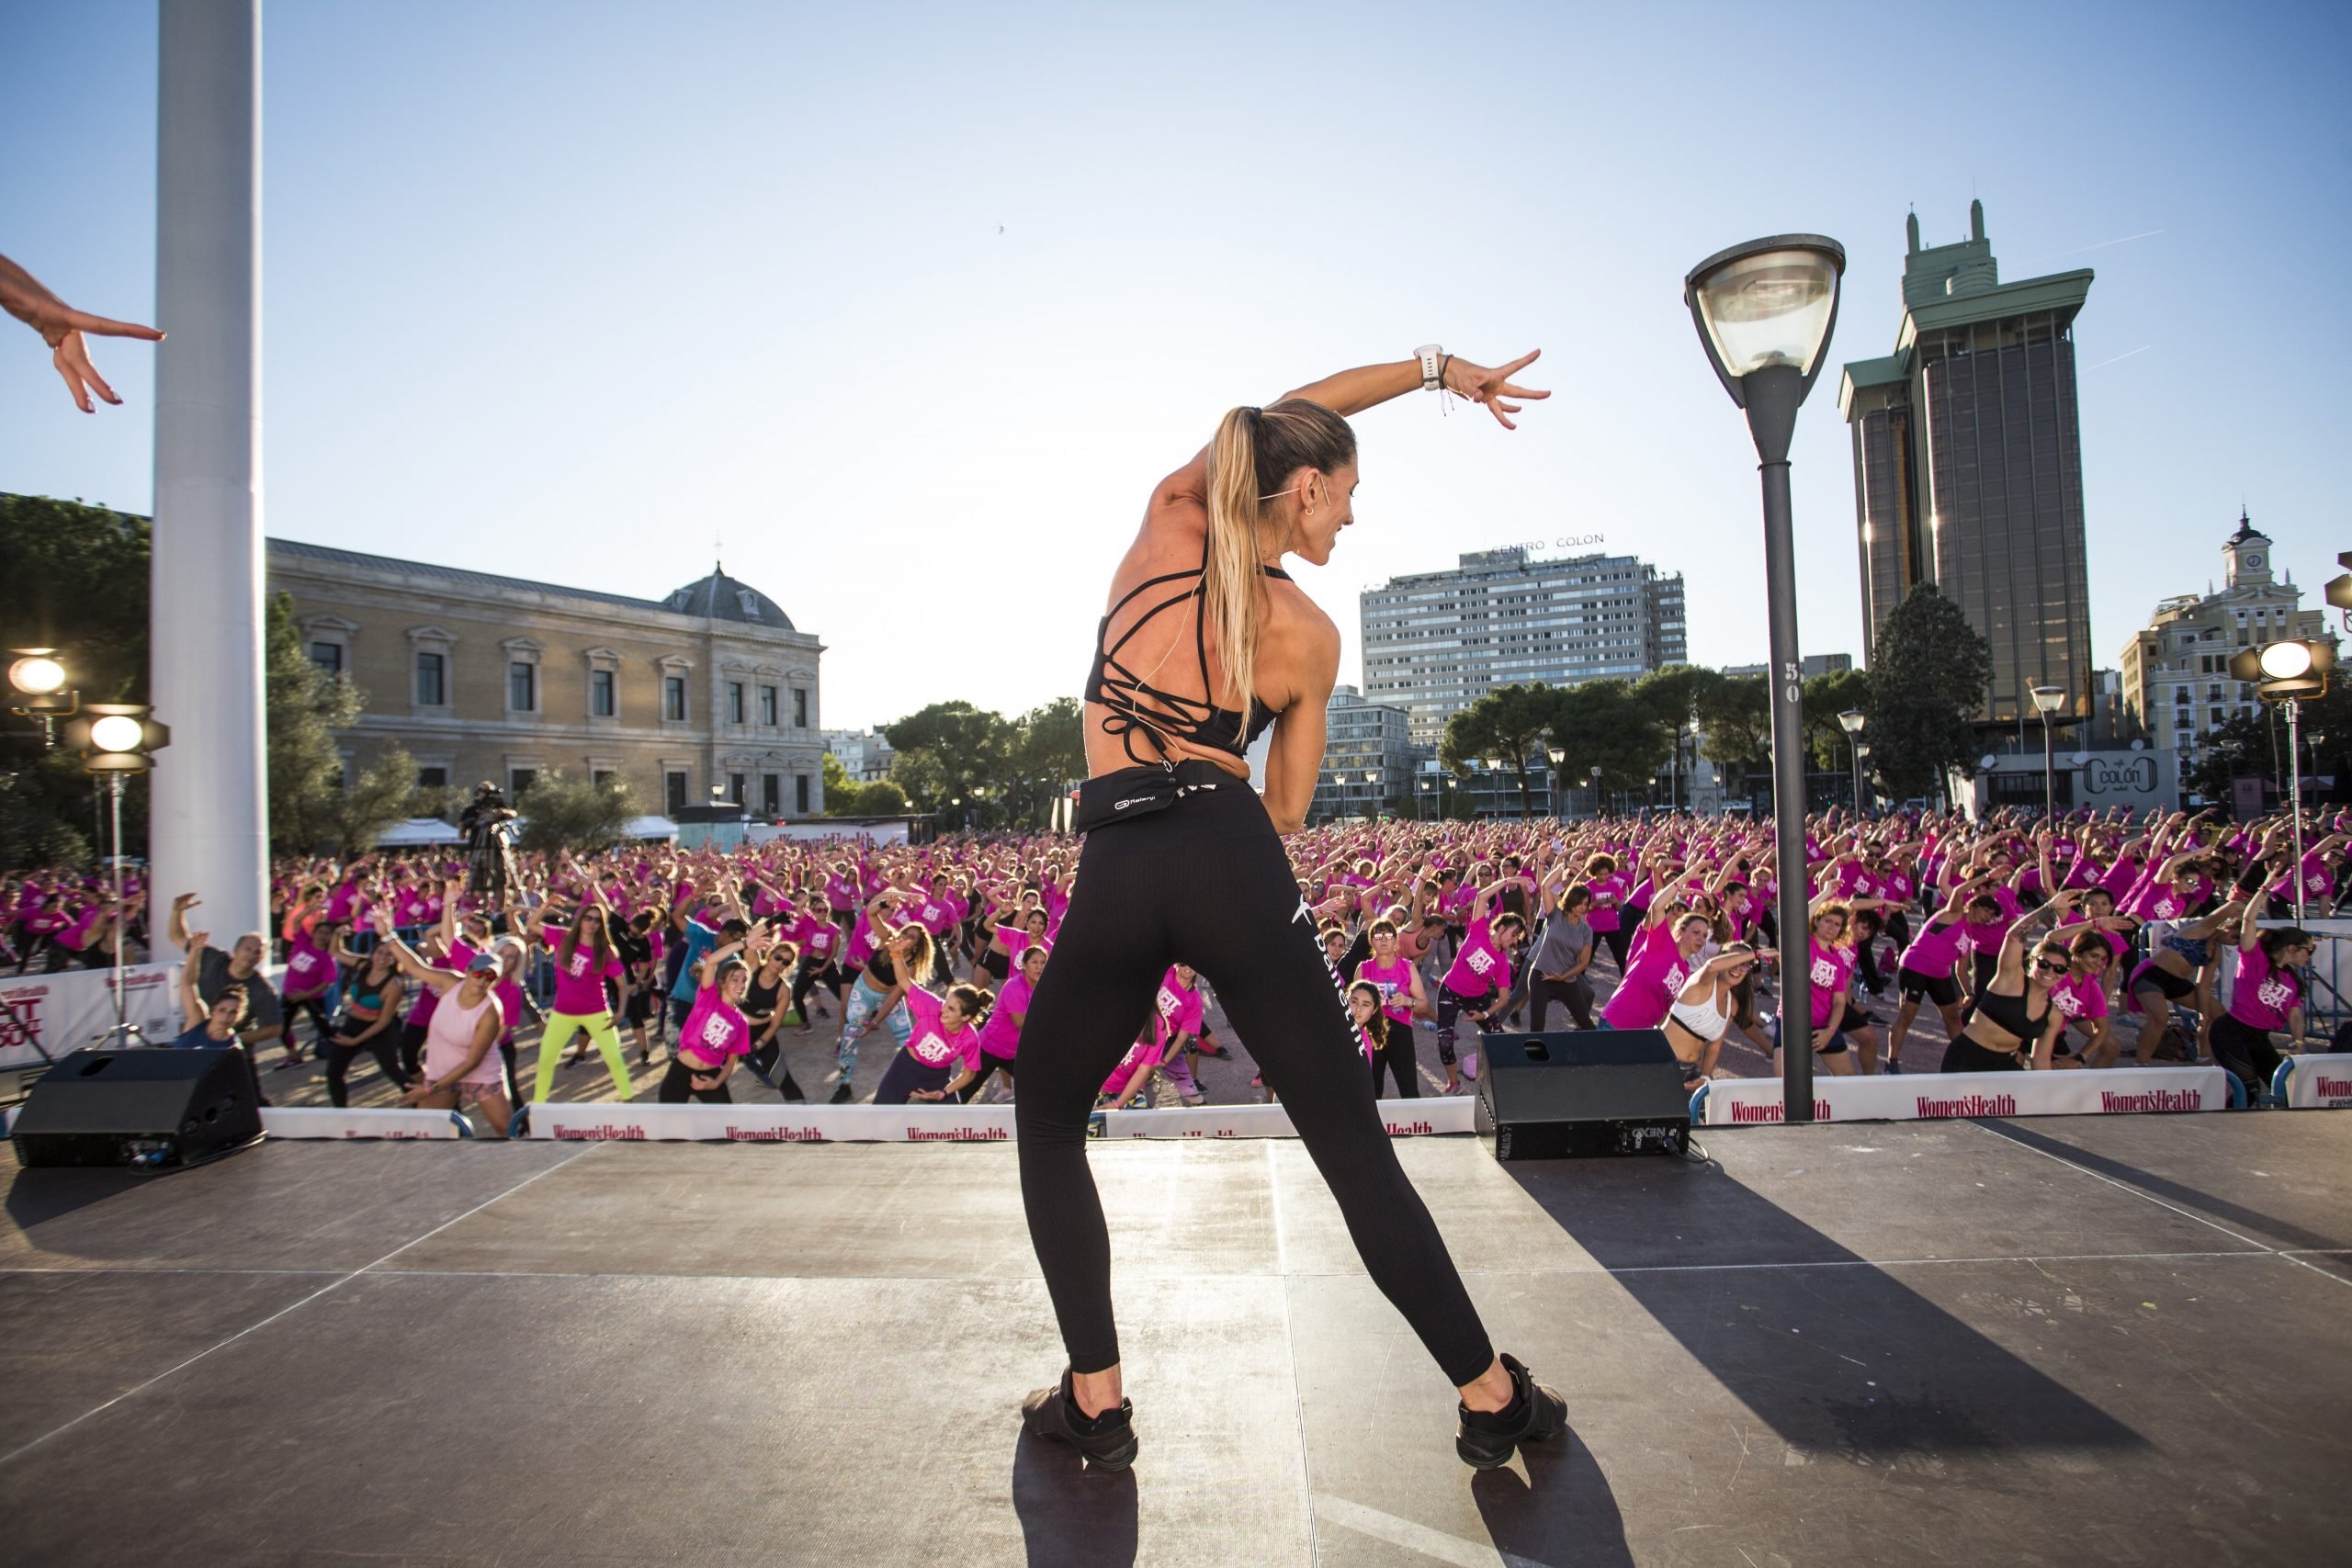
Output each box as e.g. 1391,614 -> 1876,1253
2287,698 -> 2307,928
151,0 -> 268,944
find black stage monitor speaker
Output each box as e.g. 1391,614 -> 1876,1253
10,1047 -> 263,1171
1473,1030 -> 1691,1160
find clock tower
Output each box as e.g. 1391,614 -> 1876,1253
2223,507 -> 2273,589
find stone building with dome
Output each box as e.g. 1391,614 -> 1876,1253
2117,512 -> 2329,777
266,539 -> 826,820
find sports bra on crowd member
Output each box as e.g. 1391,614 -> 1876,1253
1085,534 -> 1290,765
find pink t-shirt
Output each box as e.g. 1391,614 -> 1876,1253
1898,917 -> 1967,977
1102,1036 -> 1164,1098
1356,953 -> 1417,1025
549,939 -> 623,1016
1442,916 -> 1513,999
1153,971 -> 1205,1045
1586,874 -> 1630,933
679,988 -> 752,1067
902,986 -> 981,1072
1599,937 -> 1690,1030
283,937 -> 335,995
1805,940 -> 1857,1030
976,970 -> 1034,1060
2049,971 -> 2109,1023
2229,944 -> 2301,1032
790,913 -> 841,962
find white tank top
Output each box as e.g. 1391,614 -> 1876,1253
1668,983 -> 1731,1043
424,987 -> 504,1083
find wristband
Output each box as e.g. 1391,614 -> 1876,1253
1416,344 -> 1443,390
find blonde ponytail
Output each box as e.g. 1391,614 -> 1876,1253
1203,406 -> 1265,745
1199,398 -> 1356,744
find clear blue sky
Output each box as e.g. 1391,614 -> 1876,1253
6,0 -> 2347,730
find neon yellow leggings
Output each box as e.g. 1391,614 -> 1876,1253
534,1009 -> 635,1102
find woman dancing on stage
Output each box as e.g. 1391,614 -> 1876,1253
1015,346 -> 1568,1472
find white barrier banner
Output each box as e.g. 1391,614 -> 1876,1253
519,1097 -> 1475,1144
524,1101 -> 1016,1143
262,1107 -> 474,1140
1099,1098 -> 1476,1139
2277,1057 -> 2352,1110
0,963 -> 183,1067
1700,1066 -> 2231,1126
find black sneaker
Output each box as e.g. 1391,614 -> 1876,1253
828,1083 -> 853,1104
1455,1353 -> 1567,1470
1021,1368 -> 1138,1471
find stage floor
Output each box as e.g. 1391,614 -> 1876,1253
4,1115 -> 2348,1566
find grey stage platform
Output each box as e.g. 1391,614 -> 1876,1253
3,1115 -> 2348,1566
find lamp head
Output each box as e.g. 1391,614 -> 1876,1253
1546,745 -> 1566,763
2258,642 -> 2313,680
1838,708 -> 1865,736
62,703 -> 168,773
2030,685 -> 2066,716
8,651 -> 66,696
1685,235 -> 1846,412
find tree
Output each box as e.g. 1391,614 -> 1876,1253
823,752 -> 910,818
266,591 -> 365,852
1693,673 -> 1771,787
1546,679 -> 1670,807
1442,683 -> 1555,818
1004,697 -> 1085,828
883,701 -> 1014,817
1869,584 -> 1994,804
2186,710 -> 2270,805
1,493 -> 152,863
514,769 -> 639,855
322,742 -> 423,855
1800,665 -> 1874,773
1634,665 -> 1725,808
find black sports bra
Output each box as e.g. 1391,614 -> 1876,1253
1084,537 -> 1289,764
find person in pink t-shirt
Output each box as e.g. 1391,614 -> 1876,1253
966,944 -> 1046,1102
2210,892 -> 2316,1097
665,930 -> 761,1103
884,980 -> 993,1105
2046,931 -> 2119,1069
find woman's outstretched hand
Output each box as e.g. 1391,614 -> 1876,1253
1442,349 -> 1549,430
0,252 -> 165,413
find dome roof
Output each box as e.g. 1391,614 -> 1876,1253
663,564 -> 795,630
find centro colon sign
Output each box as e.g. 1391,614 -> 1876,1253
1489,535 -> 1607,554
2080,756 -> 2158,796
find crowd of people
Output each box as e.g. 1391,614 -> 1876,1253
4,800 -> 2342,1135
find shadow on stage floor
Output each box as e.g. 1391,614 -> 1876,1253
1499,1148 -> 2146,1459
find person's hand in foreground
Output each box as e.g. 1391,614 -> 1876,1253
0,252 -> 164,412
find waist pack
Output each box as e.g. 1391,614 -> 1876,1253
1073,761 -> 1230,835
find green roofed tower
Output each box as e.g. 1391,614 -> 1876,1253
1838,202 -> 2096,726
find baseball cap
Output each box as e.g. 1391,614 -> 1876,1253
466,953 -> 500,974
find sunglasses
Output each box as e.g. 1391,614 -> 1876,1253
2033,956 -> 2068,973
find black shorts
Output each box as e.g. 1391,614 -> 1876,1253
1769,1014 -> 1847,1056
1838,1000 -> 1876,1032
1898,968 -> 1961,1008
2132,964 -> 2197,1004
978,947 -> 1012,983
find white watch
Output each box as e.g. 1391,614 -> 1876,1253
1416,344 -> 1443,390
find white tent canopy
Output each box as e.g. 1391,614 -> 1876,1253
374,817 -> 463,847
622,814 -> 680,842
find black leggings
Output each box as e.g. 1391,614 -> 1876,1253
1369,1024 -> 1420,1099
2210,1014 -> 2282,1098
1013,779 -> 1493,1387
791,959 -> 842,1022
659,1057 -> 734,1103
1599,924 -> 1632,973
284,989 -> 333,1051
322,1026 -> 408,1107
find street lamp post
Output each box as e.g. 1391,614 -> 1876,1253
2030,685 -> 2065,822
1589,764 -> 1602,818
1363,770 -> 1381,819
1547,745 -> 1566,820
2233,638 -> 2338,925
1687,232 -> 1845,1125
1838,709 -> 1865,815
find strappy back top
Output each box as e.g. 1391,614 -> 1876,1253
1085,536 -> 1289,764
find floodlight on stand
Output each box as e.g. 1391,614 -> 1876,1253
8,652 -> 67,696
2258,643 -> 2312,680
2231,638 -> 2335,701
57,703 -> 168,1048
7,648 -> 80,747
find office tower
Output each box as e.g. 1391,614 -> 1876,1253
1838,201 -> 2095,724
